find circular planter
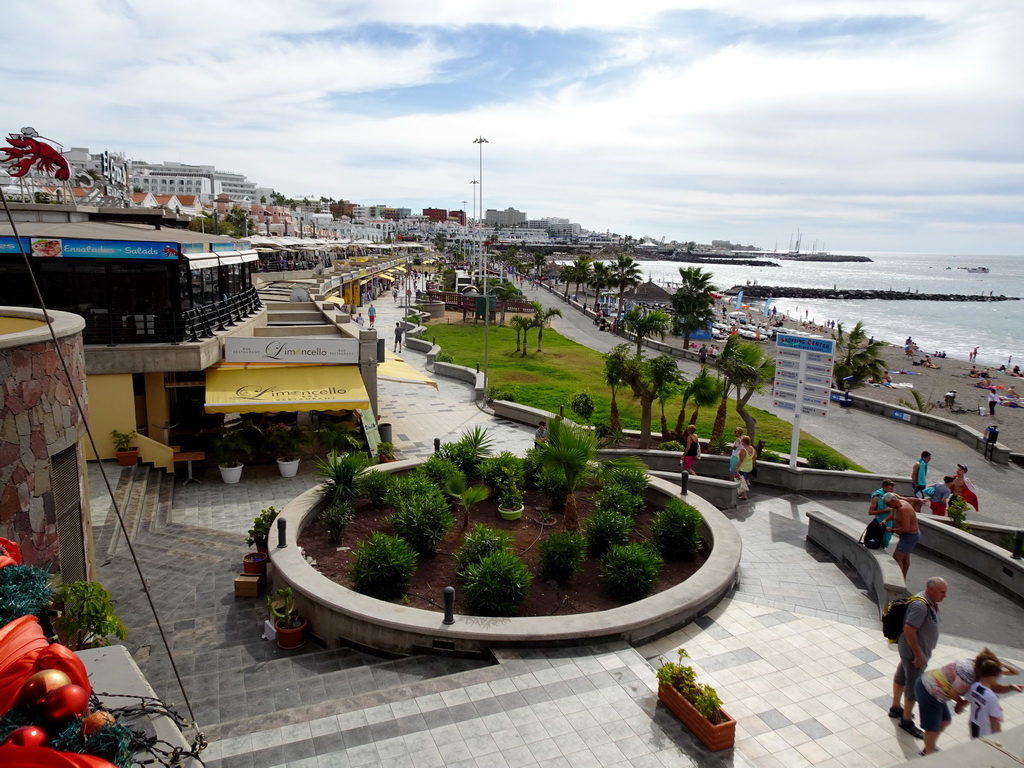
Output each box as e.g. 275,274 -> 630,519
275,618 -> 306,650
277,458 -> 300,478
243,552 -> 268,576
219,464 -> 243,484
498,504 -> 524,521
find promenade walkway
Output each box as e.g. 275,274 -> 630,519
87,287 -> 1024,768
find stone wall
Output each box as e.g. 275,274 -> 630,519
0,308 -> 87,572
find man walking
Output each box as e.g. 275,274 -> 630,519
367,303 -> 376,329
393,322 -> 404,353
890,577 -> 947,739
910,451 -> 931,497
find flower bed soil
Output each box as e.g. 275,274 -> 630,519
297,484 -> 708,617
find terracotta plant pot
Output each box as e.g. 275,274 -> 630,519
658,683 -> 736,752
275,618 -> 307,650
243,552 -> 268,576
115,448 -> 139,467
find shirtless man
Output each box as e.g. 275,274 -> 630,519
885,492 -> 920,578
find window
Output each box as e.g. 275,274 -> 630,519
51,445 -> 86,583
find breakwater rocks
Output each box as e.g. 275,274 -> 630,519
778,254 -> 874,262
668,254 -> 780,267
725,286 -> 1020,302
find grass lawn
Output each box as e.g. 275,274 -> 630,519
424,319 -> 863,469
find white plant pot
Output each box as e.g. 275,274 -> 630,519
277,458 -> 300,478
219,464 -> 244,484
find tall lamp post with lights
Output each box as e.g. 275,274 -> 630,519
473,136 -> 490,400
470,179 -> 479,271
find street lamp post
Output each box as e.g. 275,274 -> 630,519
470,179 -> 478,271
473,136 -> 490,402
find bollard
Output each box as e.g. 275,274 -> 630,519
433,437 -> 441,454
476,362 -> 480,373
1013,530 -> 1024,560
276,517 -> 287,548
559,405 -> 564,418
679,469 -> 689,495
443,586 -> 456,624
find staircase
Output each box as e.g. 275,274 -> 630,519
255,301 -> 338,336
95,462 -> 173,562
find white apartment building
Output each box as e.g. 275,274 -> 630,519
129,160 -> 259,202
484,207 -> 526,227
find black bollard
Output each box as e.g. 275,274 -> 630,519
476,362 -> 480,373
433,437 -> 441,454
276,517 -> 287,548
1013,530 -> 1024,560
559,405 -> 564,418
443,586 -> 456,625
679,469 -> 689,495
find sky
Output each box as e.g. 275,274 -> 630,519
2,0 -> 1023,254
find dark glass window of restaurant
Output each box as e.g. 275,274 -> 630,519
109,262 -> 174,314
0,260 -> 35,308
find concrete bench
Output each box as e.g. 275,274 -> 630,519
805,508 -> 907,617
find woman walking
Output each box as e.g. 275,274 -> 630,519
736,435 -> 754,500
682,424 -> 700,475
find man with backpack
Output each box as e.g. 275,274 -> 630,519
889,577 -> 948,739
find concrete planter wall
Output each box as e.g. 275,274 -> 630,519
268,464 -> 741,658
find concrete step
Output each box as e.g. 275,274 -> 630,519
253,325 -> 338,337
102,463 -> 150,561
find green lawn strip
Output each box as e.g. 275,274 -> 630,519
424,322 -> 864,470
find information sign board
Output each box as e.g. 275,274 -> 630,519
773,334 -> 837,467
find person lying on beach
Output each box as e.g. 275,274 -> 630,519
975,377 -> 994,390
1006,386 -> 1020,399
969,366 -> 979,377
922,357 -> 941,369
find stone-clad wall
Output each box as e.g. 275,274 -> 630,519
0,308 -> 87,571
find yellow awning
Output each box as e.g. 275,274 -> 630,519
376,271 -> 393,279
391,266 -> 407,273
378,358 -> 438,389
326,296 -> 346,305
205,364 -> 370,413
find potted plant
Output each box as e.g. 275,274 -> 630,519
246,506 -> 279,554
110,429 -> 139,466
267,587 -> 306,649
210,422 -> 260,484
655,649 -> 735,751
243,551 -> 268,575
52,581 -> 129,650
264,423 -> 311,477
377,441 -> 396,463
495,466 -> 525,521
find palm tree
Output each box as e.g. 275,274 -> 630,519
716,335 -> 774,441
532,252 -> 547,280
536,418 -> 598,532
509,315 -> 532,353
673,365 -> 723,438
602,344 -> 630,431
620,353 -> 682,449
657,377 -> 683,443
588,260 -> 612,312
609,254 -> 642,333
445,475 -> 491,529
530,301 -> 562,352
832,321 -> 887,389
622,308 -> 672,356
492,280 -> 521,325
669,266 -> 718,350
567,256 -> 592,300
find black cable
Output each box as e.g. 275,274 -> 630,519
0,188 -> 200,733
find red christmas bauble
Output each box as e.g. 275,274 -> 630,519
42,684 -> 89,723
2,725 -> 48,747
18,669 -> 73,707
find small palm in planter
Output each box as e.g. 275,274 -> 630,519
210,422 -> 260,484
655,649 -> 735,751
267,586 -> 306,649
110,429 -> 139,466
264,423 -> 311,477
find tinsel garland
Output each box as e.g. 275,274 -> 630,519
0,565 -> 54,628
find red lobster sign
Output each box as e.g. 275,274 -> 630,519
1,130 -> 71,180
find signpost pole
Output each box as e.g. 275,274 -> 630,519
789,352 -> 805,468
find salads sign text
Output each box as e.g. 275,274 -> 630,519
0,237 -> 178,259
224,337 -> 359,364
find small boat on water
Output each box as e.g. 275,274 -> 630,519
967,266 -> 990,273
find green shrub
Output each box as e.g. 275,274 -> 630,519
948,497 -> 972,533
454,524 -> 513,578
486,384 -> 519,402
584,508 -> 633,557
805,448 -> 850,471
538,531 -> 587,585
385,473 -> 443,508
759,449 -> 786,464
602,465 -> 649,497
352,533 -> 418,600
387,490 -> 455,555
479,452 -> 525,491
315,450 -> 371,504
437,426 -> 494,477
657,440 -> 684,452
435,350 -> 455,364
462,550 -> 533,617
600,543 -> 664,601
594,482 -> 644,517
416,456 -> 465,495
522,446 -> 544,486
320,500 -> 355,543
595,423 -> 627,446
537,467 -> 569,510
650,499 -> 704,558
568,390 -> 595,424
354,470 -> 394,506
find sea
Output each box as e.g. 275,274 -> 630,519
629,252 -> 1024,369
